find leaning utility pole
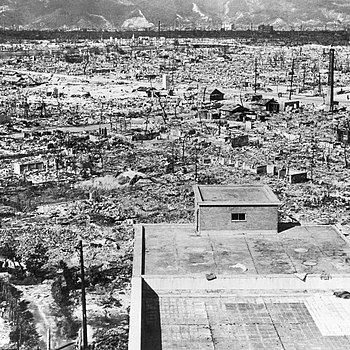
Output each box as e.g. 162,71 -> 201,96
289,58 -> 295,100
79,240 -> 88,350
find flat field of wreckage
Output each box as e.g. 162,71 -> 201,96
1,36 -> 350,349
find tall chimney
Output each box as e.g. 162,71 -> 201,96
328,48 -> 335,112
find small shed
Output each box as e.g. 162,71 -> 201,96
210,89 -> 224,101
230,135 -> 249,148
278,169 -> 308,184
220,104 -> 250,118
288,170 -> 308,184
193,184 -> 280,234
259,98 -> 280,113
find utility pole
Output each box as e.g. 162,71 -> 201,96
47,328 -> 51,350
310,135 -> 316,182
182,138 -> 185,163
79,240 -> 88,350
174,100 -> 179,119
318,70 -> 322,95
313,71 -> 316,92
344,119 -> 350,168
202,87 -> 207,103
254,57 -> 258,94
194,146 -> 198,183
171,142 -> 175,173
344,143 -> 348,168
289,58 -> 295,100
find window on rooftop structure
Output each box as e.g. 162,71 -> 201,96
231,213 -> 246,221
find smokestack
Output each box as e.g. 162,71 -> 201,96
328,48 -> 335,112
158,21 -> 161,39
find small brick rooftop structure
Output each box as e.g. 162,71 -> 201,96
129,184 -> 350,350
194,184 -> 280,233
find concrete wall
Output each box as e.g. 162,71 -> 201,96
199,205 -> 278,232
13,161 -> 45,174
128,225 -> 144,350
144,274 -> 350,292
129,277 -> 143,350
289,172 -> 308,184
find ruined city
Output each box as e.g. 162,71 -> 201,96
1,1 -> 350,349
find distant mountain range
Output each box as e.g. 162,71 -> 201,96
0,0 -> 350,30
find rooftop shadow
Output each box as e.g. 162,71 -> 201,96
142,280 -> 162,350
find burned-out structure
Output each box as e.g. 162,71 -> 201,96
13,160 -> 45,175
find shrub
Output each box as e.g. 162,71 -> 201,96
93,328 -> 128,350
22,242 -> 49,278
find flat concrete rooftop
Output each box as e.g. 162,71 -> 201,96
130,223 -> 350,350
195,185 -> 280,205
143,290 -> 350,350
144,224 -> 350,276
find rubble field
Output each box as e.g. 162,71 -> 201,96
1,36 -> 350,349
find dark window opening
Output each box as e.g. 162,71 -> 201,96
231,213 -> 246,221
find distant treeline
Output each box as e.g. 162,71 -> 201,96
0,29 -> 349,46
